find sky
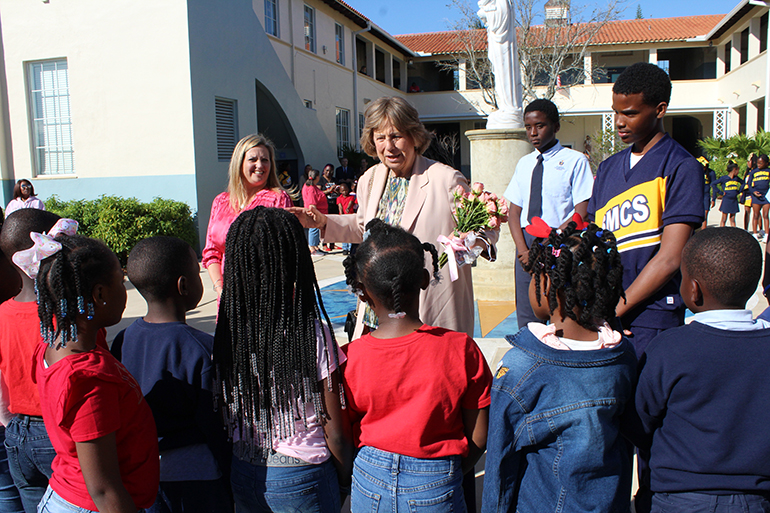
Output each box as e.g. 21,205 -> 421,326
342,0 -> 733,36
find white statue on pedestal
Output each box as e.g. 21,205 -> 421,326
478,0 -> 524,129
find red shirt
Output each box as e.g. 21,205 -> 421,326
302,184 -> 328,214
342,325 -> 492,458
336,195 -> 357,214
0,300 -> 43,415
34,343 -> 159,510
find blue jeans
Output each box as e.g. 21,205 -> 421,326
5,416 -> 55,513
341,243 -> 351,252
148,479 -> 232,513
230,456 -> 339,513
0,426 -> 23,513
652,492 -> 770,513
352,446 -> 466,513
37,486 -> 95,513
307,229 -> 320,247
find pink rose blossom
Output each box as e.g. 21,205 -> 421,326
499,201 -> 509,217
486,200 -> 498,214
489,193 -> 498,202
480,191 -> 491,203
488,216 -> 500,229
453,185 -> 465,197
472,182 -> 484,195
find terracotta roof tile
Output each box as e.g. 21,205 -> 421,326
395,14 -> 724,54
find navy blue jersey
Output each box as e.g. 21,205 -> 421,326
750,167 -> 770,197
588,135 -> 704,329
713,174 -> 743,201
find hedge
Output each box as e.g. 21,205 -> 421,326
46,195 -> 197,265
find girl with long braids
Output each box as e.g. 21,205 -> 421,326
481,216 -> 637,513
212,207 -> 350,513
342,218 -> 492,512
27,231 -> 159,513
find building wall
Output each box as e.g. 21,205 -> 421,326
0,0 -> 197,208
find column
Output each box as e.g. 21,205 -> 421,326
458,58 -> 467,90
648,47 -> 657,64
748,100 -> 759,136
583,52 -> 592,85
750,17 -> 761,59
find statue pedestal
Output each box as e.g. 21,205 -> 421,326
466,128 -> 531,302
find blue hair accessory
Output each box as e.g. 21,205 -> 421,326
607,248 -> 612,254
578,261 -> 584,266
362,229 -> 371,241
582,300 -> 588,307
59,298 -> 67,318
596,230 -> 604,237
550,265 -> 556,269
86,302 -> 95,321
77,296 -> 86,315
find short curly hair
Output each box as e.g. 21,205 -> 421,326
524,99 -> 559,125
360,97 -> 432,158
613,62 -> 671,107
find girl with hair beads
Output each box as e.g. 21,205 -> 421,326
481,216 -> 637,513
212,207 -> 350,513
342,218 -> 492,513
25,230 -> 159,513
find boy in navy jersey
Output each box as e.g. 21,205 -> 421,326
588,62 -> 703,358
632,228 -> 770,512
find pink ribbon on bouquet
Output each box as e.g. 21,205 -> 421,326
437,234 -> 466,282
12,218 -> 79,279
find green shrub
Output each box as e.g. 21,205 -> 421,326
46,195 -> 197,265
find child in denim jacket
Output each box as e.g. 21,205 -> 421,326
482,216 -> 637,513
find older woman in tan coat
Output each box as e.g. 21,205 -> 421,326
293,97 -> 496,338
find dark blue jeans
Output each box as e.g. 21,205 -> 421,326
230,456 -> 339,513
148,478 -> 232,513
4,416 -> 55,513
652,492 -> 770,513
0,426 -> 23,513
352,446 -> 465,513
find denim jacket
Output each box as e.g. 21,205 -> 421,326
481,327 -> 637,513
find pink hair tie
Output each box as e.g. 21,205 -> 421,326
12,218 -> 79,279
551,247 -> 561,258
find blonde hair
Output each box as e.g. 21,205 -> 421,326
360,97 -> 432,158
226,134 -> 283,211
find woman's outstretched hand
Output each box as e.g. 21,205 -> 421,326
287,205 -> 328,229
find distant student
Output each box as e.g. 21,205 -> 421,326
632,227 -> 770,512
0,209 -> 61,513
750,154 -> 770,241
336,182 -> 357,255
31,233 -> 159,513
302,169 -> 327,255
111,236 -> 231,513
505,98 -> 594,329
712,161 -> 743,227
698,157 -> 716,230
342,219 -> 492,512
588,62 -> 704,358
482,218 -> 636,513
741,155 -> 757,231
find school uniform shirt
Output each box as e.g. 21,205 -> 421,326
504,141 -> 594,228
749,167 -> 770,200
713,174 -> 743,214
588,134 -> 704,329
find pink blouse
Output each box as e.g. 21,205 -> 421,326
202,189 -> 292,268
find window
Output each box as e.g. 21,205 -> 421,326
336,108 -> 350,157
358,113 -> 365,140
741,28 -> 749,64
28,59 -> 74,175
725,41 -> 732,73
215,97 -> 238,161
304,99 -> 313,109
335,23 -> 345,65
304,5 -> 315,53
761,14 -> 768,54
264,0 -> 279,37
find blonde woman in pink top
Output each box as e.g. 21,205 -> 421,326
202,134 -> 292,298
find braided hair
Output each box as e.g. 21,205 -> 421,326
343,219 -> 440,316
524,221 -> 624,330
36,235 -> 117,346
212,207 -> 342,460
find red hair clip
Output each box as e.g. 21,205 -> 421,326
572,213 -> 589,230
526,217 -> 553,238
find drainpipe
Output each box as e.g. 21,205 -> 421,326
352,22 -> 372,151
288,0 -> 295,85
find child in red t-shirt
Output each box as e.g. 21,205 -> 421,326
25,233 -> 159,513
341,219 -> 492,512
336,183 -> 357,255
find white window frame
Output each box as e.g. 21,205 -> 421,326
335,23 -> 345,65
264,0 -> 279,37
27,59 -> 75,176
336,108 -> 350,157
304,5 -> 316,53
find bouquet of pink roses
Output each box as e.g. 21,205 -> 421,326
438,182 -> 508,281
